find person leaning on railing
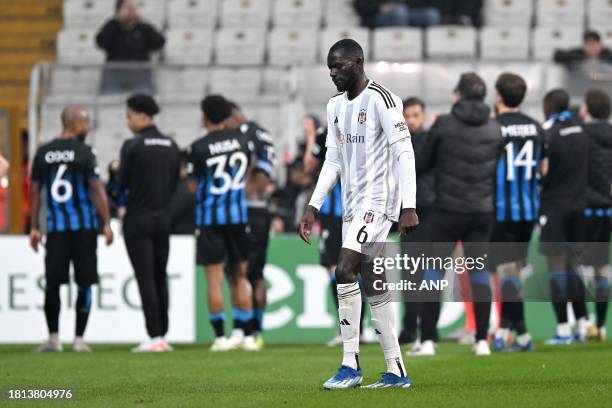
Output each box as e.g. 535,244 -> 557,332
95,0 -> 166,95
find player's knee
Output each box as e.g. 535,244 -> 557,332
334,261 -> 357,284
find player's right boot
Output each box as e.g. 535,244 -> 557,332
131,339 -> 170,353
473,340 -> 491,356
322,365 -> 363,390
72,338 -> 92,352
210,337 -> 233,352
240,335 -> 261,351
326,333 -> 343,347
34,339 -> 62,353
363,373 -> 411,389
408,339 -> 435,356
544,335 -> 573,345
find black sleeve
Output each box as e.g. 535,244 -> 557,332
96,19 -> 120,51
118,139 -> 134,189
313,132 -> 326,163
415,119 -> 441,173
553,48 -> 584,65
30,149 -> 43,185
85,148 -> 100,180
170,183 -> 196,222
171,144 -> 181,193
600,48 -> 612,64
139,23 -> 166,52
187,143 -> 203,181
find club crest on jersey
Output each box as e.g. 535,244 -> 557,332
364,211 -> 375,224
358,109 -> 367,124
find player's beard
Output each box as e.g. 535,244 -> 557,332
77,132 -> 88,142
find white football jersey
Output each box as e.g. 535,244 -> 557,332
325,80 -> 411,222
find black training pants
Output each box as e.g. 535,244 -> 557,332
124,212 -> 171,338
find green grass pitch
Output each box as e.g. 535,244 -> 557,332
1,341 -> 611,407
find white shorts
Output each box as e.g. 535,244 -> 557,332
341,210 -> 394,255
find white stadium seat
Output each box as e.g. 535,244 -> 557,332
208,67 -> 262,99
480,27 -> 530,60
220,0 -> 271,28
365,62 -> 423,99
319,27 -> 370,62
324,0 -> 360,27
536,0 -> 584,28
421,62 -> 475,103
426,26 -> 477,60
97,104 -> 128,129
588,0 -> 612,27
298,65 -> 336,105
262,67 -> 292,95
131,0 -> 166,29
268,28 -> 318,65
532,27 -> 583,61
272,0 -> 323,28
372,28 -> 422,61
50,66 -> 102,96
168,0 -> 218,28
159,103 -> 203,147
57,29 -> 105,64
484,0 -> 533,27
215,28 -> 266,65
63,0 -> 114,29
164,29 -> 214,64
156,67 -> 208,98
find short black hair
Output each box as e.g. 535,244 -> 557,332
115,0 -> 125,12
127,94 -> 160,117
495,73 -> 527,108
585,88 -> 611,119
403,97 -> 425,111
200,94 -> 231,125
584,29 -> 601,43
328,38 -> 364,61
456,72 -> 486,101
543,89 -> 570,115
227,100 -> 240,111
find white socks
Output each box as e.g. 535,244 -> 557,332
337,282 -> 362,370
369,292 -> 407,378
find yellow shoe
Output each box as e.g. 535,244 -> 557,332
597,327 -> 607,342
586,323 -> 599,340
255,335 -> 265,350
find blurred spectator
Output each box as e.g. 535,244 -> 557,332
353,0 -> 441,28
169,151 -> 197,235
286,142 -> 314,228
0,152 -> 8,179
96,0 -> 165,94
554,30 -> 612,68
437,0 -> 483,26
105,160 -> 121,218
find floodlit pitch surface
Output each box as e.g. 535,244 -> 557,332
0,342 -> 610,407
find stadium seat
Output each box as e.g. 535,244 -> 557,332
319,27 -> 370,61
63,0 -> 114,29
57,29 -> 105,64
426,26 -> 477,60
50,66 -> 102,96
220,0 -> 271,28
532,27 -> 583,61
262,66 -> 293,96
91,126 -> 131,169
156,67 -> 208,98
168,0 -> 218,28
422,62 -> 475,103
272,0 -> 323,28
131,0 -> 166,29
588,0 -> 612,28
215,28 -> 267,65
480,27 -> 530,60
159,103 -> 203,147
536,0 -> 584,28
372,28 -> 422,61
164,29 -> 214,64
324,0 -> 360,27
40,102 -> 66,138
483,0 -> 533,27
367,62 -> 423,100
208,67 -> 262,99
268,28 -> 318,66
298,65 -> 336,105
97,104 -> 129,129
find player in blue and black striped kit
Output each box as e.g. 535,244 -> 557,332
29,106 -> 113,353
489,73 -> 547,352
188,95 -> 257,351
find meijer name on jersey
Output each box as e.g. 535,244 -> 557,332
208,139 -> 241,155
44,150 -> 75,163
501,124 -> 539,138
144,138 -> 172,147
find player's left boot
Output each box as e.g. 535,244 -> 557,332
363,373 -> 411,389
544,335 -> 573,345
34,339 -> 63,353
596,327 -> 607,342
473,340 -> 491,356
322,365 -> 363,390
240,335 -> 261,351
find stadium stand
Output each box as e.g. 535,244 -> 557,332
215,27 -> 267,65
57,29 -> 105,64
483,0 -> 533,27
167,0 -> 218,28
273,0 -> 323,28
532,27 -> 583,61
319,26 -> 370,61
268,28 -> 319,66
426,26 -> 478,60
220,0 -> 271,29
372,28 -> 422,61
164,28 -> 214,65
536,0 -> 584,28
480,27 -> 530,60
588,0 -> 612,28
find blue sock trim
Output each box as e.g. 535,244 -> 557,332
501,276 -> 521,291
330,274 -> 336,283
77,286 -> 92,308
595,276 -> 610,290
254,308 -> 264,322
210,311 -> 225,321
470,270 -> 490,287
423,269 -> 444,284
233,307 -> 254,322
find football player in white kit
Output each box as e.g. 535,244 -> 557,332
299,39 -> 418,389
